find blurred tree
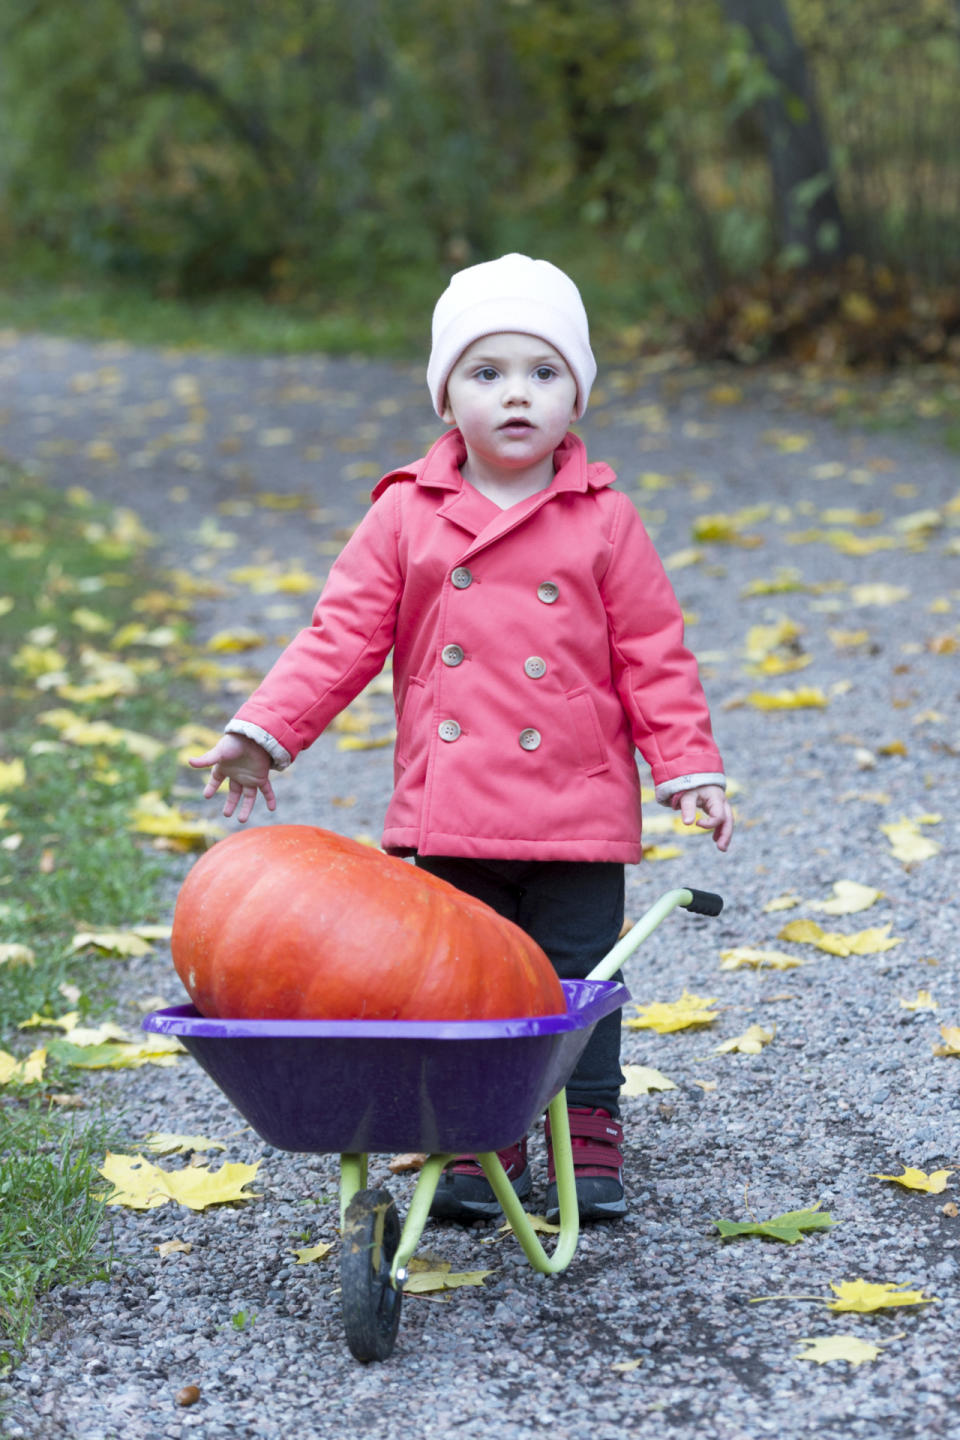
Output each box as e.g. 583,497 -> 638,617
717,0 -> 849,267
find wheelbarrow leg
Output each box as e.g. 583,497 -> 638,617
478,1090 -> 579,1274
339,1152 -> 368,1227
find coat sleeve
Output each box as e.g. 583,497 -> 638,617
600,494 -> 725,793
229,489 -> 402,762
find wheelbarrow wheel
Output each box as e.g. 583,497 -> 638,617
341,1188 -> 403,1362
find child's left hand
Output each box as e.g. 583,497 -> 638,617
673,785 -> 734,851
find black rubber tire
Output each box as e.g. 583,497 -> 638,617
340,1188 -> 403,1362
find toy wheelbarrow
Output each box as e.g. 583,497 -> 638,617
143,885 -> 722,1362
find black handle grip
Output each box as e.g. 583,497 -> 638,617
683,889 -> 724,917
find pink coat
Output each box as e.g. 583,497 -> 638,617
231,429 -> 725,862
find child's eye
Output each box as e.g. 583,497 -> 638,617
474,367 -> 499,382
534,366 -> 558,381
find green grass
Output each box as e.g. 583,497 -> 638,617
0,238 -> 682,359
0,462 -> 203,1368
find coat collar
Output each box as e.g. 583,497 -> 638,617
371,428 -> 617,505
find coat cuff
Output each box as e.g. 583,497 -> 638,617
225,720 -> 293,771
655,772 -> 726,807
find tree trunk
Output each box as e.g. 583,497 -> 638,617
719,0 -> 850,267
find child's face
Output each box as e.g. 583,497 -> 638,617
441,333 -> 578,478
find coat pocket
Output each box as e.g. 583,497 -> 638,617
565,686 -> 610,776
395,675 -> 427,770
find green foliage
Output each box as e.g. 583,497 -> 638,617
0,463 -> 201,1362
1,1 -> 959,325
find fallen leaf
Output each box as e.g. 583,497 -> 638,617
497,1215 -> 561,1237
621,1064 -> 678,1095
293,1242 -> 334,1264
744,686 -> 829,711
810,880 -> 884,915
98,1153 -> 261,1210
611,1357 -> 644,1373
143,1133 -> 228,1156
403,1268 -> 494,1296
0,759 -> 26,792
715,1205 -> 837,1244
932,1025 -> 960,1058
128,791 -> 224,849
826,1279 -> 938,1313
0,1047 -> 47,1085
850,583 -> 910,606
762,895 -> 801,913
69,929 -> 154,957
388,1153 -> 429,1174
719,947 -> 806,971
206,629 -> 266,653
714,1024 -> 775,1055
625,990 -> 720,1033
899,992 -> 937,1012
872,1167 -> 953,1194
156,1240 -> 193,1257
777,920 -> 902,956
881,818 -> 941,864
0,943 -> 35,967
795,1334 -> 884,1366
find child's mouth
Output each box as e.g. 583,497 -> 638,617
500,420 -> 533,433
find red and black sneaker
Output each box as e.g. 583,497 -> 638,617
429,1137 -> 531,1221
545,1106 -> 626,1222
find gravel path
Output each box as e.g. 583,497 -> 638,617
0,333 -> 958,1440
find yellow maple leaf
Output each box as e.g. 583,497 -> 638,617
206,628 -> 266,653
826,1279 -> 938,1313
811,880 -> 883,915
0,943 -> 35,968
403,1267 -> 494,1296
777,920 -> 901,957
872,1167 -> 953,1194
932,1025 -> 960,1057
336,734 -> 396,751
98,1153 -> 261,1210
850,583 -> 910,606
39,709 -> 166,761
796,1334 -> 883,1366
621,1064 -> 678,1096
881,818 -> 941,864
0,759 -> 27,792
69,929 -> 154,957
0,1047 -> 47,1085
715,1024 -> 774,1055
744,687 -> 829,711
641,843 -> 683,861
719,947 -> 805,971
293,1242 -> 334,1264
899,992 -> 937,1012
762,894 -> 801,913
626,990 -> 720,1033
128,791 -> 224,849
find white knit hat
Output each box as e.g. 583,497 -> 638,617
427,253 -> 597,420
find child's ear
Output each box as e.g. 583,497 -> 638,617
440,393 -> 456,426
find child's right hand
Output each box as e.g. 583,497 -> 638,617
189,734 -> 277,823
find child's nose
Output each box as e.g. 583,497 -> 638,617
503,375 -> 531,404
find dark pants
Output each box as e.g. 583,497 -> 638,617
414,855 -> 625,1117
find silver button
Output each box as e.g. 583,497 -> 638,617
519,728 -> 542,751
441,644 -> 464,667
524,656 -> 547,679
451,567 -> 473,589
438,719 -> 462,742
537,582 -> 559,604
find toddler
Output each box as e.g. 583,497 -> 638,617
192,253 -> 733,1223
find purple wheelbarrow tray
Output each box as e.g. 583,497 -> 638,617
142,978 -> 629,1156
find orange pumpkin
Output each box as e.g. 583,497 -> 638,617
171,825 -> 565,1021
